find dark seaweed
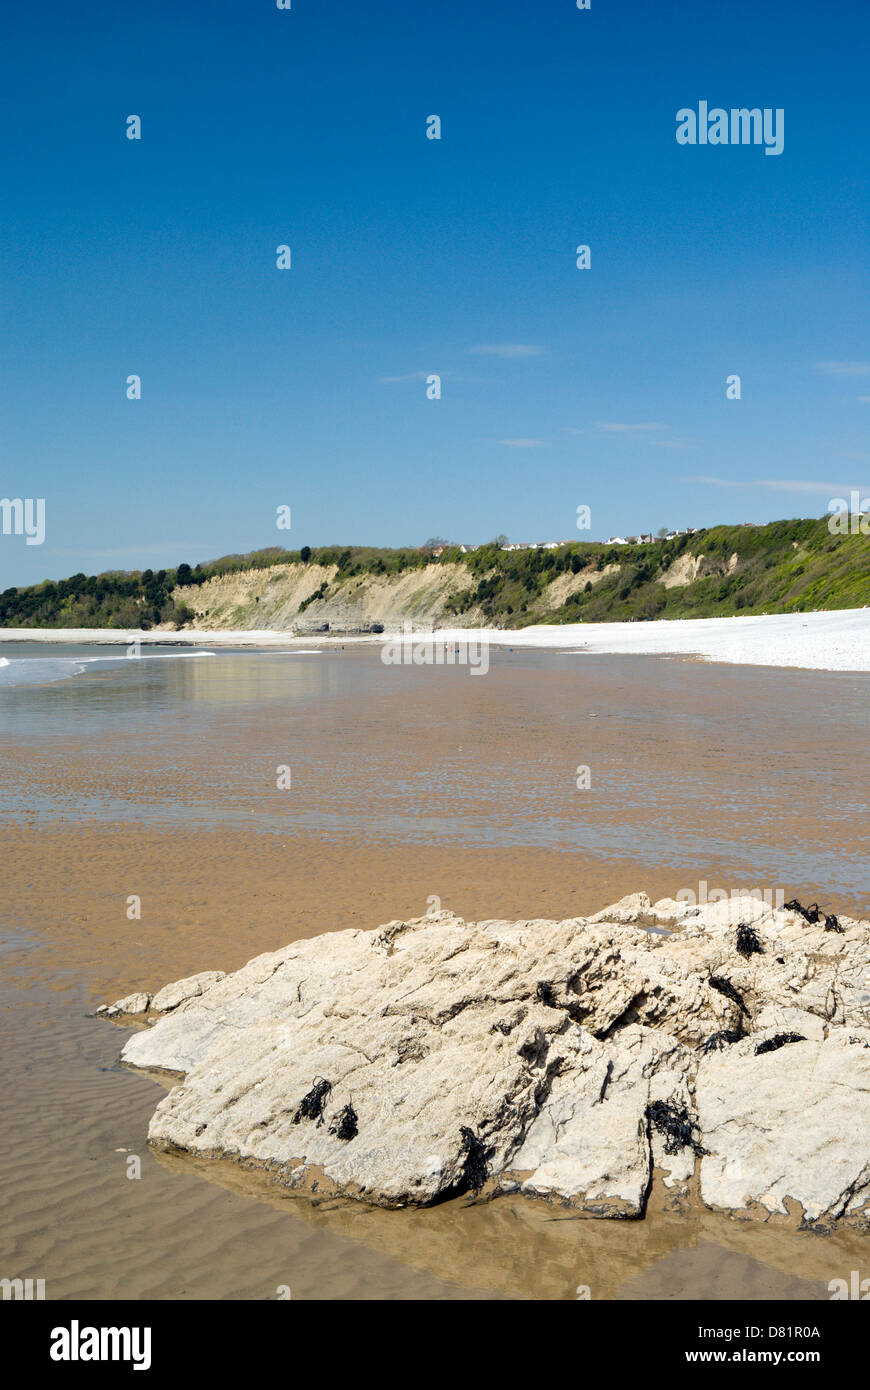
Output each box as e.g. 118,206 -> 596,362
646,1100 -> 708,1156
755,1032 -> 805,1056
784,898 -> 843,932
709,975 -> 749,1015
699,1028 -> 743,1054
459,1126 -> 489,1193
784,898 -> 820,923
736,923 -> 763,958
293,1077 -> 332,1125
328,1103 -> 359,1141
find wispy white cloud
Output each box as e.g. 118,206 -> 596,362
815,361 -> 870,377
689,476 -> 866,495
469,344 -> 546,359
594,421 -> 667,435
858,396 -> 870,404
378,370 -> 432,384
565,423 -> 689,445
498,438 -> 548,448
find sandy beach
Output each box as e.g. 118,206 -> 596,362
2,641 -> 869,1299
2,606 -> 868,671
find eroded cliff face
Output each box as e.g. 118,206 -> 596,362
175,561 -> 488,632
173,558 -> 622,632
106,892 -> 870,1227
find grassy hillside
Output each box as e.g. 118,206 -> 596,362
445,517 -> 870,626
1,518 -> 868,631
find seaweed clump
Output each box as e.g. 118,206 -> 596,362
328,1103 -> 359,1141
647,1100 -> 708,1156
784,898 -> 820,923
699,1028 -> 743,1055
709,975 -> 749,1015
784,898 -> 843,931
459,1126 -> 489,1193
736,923 -> 764,958
293,1077 -> 332,1125
755,1032 -> 805,1056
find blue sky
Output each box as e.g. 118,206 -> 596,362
1,0 -> 868,586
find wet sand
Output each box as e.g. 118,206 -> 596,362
2,648 -> 868,1298
3,825 -> 685,1000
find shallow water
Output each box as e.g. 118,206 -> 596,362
1,644 -> 868,900
1,642 -> 868,1299
0,642 -> 218,689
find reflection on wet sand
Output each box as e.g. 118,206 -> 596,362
152,1146 -> 861,1301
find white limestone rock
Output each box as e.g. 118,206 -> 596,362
150,971 -> 225,1013
110,991 -> 151,1016
697,1034 -> 870,1227
111,895 -> 870,1224
97,991 -> 151,1017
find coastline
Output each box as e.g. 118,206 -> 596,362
1,606 -> 869,672
4,619 -> 869,1301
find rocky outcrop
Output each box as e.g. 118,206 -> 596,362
97,971 -> 225,1019
97,991 -> 151,1018
107,893 -> 870,1227
150,971 -> 225,1013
